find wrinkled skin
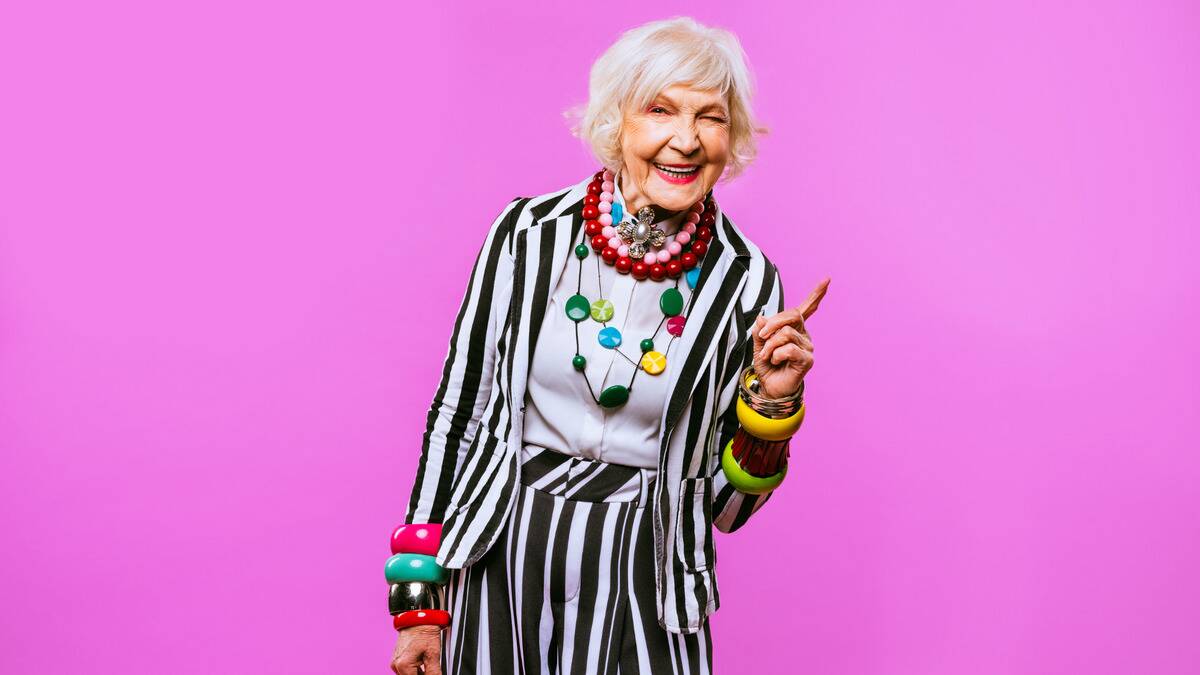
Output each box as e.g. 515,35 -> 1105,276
389,625 -> 442,675
752,277 -> 831,399
617,83 -> 730,217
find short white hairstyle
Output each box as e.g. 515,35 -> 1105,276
567,17 -> 768,182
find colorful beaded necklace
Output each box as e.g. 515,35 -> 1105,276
566,168 -> 716,408
584,170 -> 716,280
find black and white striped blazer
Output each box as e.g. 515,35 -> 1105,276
404,172 -> 786,634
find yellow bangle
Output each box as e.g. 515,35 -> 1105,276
736,395 -> 805,441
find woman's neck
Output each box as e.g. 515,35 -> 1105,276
617,169 -> 683,224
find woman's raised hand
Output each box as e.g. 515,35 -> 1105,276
390,625 -> 442,675
751,277 -> 830,399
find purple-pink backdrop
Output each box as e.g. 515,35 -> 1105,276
2,1 -> 1197,673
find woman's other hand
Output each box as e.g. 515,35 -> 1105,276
751,277 -> 830,399
390,625 -> 443,675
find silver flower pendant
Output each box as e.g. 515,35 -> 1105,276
616,206 -> 667,259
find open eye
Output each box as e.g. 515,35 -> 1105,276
648,106 -> 669,115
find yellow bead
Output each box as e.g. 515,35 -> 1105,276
639,350 -> 667,375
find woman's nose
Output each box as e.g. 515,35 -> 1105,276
669,119 -> 701,155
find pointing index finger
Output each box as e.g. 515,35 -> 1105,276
798,277 -> 831,321
757,277 -> 830,338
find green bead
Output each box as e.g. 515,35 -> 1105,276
572,354 -> 586,370
640,338 -> 654,353
598,384 -> 630,408
659,287 -> 684,316
565,293 -> 590,321
590,298 -> 614,322
575,244 -> 589,259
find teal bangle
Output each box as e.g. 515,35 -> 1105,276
721,438 -> 786,495
384,553 -> 449,585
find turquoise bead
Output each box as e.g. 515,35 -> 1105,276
685,267 -> 700,289
385,553 -> 449,585
598,326 -> 622,348
612,202 -> 624,223
659,287 -> 684,316
565,294 -> 590,321
598,384 -> 630,408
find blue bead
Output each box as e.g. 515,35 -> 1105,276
611,202 -> 624,223
685,267 -> 701,289
598,326 -> 623,349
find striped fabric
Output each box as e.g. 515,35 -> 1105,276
441,445 -> 713,675
518,445 -> 653,504
404,172 -> 786,635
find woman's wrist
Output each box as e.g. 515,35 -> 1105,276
720,366 -> 807,494
736,366 -> 805,441
743,366 -> 805,413
386,523 -> 452,631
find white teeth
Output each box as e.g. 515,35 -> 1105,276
655,164 -> 699,176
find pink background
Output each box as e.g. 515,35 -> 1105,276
2,1 -> 1197,673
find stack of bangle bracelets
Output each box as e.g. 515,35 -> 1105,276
722,365 -> 807,494
385,524 -> 451,631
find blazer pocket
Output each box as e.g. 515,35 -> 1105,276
674,476 -> 715,573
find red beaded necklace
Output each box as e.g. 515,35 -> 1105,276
582,168 -> 716,281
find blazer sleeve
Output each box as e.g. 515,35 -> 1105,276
710,260 -> 786,533
403,198 -> 524,525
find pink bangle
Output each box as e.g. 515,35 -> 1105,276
390,524 -> 442,557
393,609 -> 452,631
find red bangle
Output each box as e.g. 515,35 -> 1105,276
393,609 -> 452,631
730,426 -> 790,476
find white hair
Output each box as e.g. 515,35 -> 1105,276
566,17 -> 768,182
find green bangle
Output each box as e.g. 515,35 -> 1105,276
721,438 -> 786,495
385,553 -> 449,585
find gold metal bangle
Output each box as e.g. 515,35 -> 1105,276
737,366 -> 804,417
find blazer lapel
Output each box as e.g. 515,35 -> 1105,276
505,182 -> 587,442
505,175 -> 748,454
658,212 -> 750,444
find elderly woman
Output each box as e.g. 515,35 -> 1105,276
386,17 -> 829,675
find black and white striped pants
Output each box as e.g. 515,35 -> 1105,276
441,445 -> 715,674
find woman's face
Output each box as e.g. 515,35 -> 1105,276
618,83 -> 731,214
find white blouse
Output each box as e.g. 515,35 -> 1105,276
520,177 -> 694,469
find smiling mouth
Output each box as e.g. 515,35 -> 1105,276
653,163 -> 700,178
